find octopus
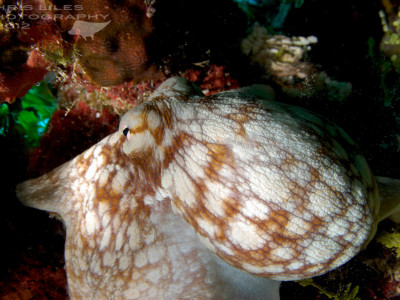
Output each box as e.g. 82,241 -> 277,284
17,77 -> 386,299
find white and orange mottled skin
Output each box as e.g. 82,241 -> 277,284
17,77 -> 380,299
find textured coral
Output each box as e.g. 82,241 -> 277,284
58,78 -> 165,115
0,47 -> 50,103
0,0 -> 161,101
241,24 -> 353,101
52,0 -> 161,86
54,64 -> 239,118
0,0 -> 64,102
0,49 -> 50,103
242,24 -> 317,84
379,7 -> 400,69
0,253 -> 66,300
183,64 -> 240,95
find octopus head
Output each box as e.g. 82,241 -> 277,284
119,103 -> 164,159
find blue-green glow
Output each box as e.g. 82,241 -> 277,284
0,81 -> 58,147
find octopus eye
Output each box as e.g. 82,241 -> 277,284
123,127 -> 130,137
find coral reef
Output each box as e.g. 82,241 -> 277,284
51,0 -> 162,86
0,252 -> 66,299
54,63 -> 240,118
0,49 -> 50,103
0,0 -> 162,103
242,24 -> 352,101
0,0 -> 64,102
0,0 -> 249,104
242,24 -> 317,82
379,1 -> 400,69
183,64 -> 240,95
